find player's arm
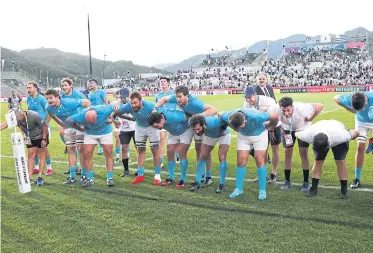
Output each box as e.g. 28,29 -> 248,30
305,103 -> 323,122
153,95 -> 172,110
349,129 -> 359,140
1,121 -> 8,131
47,113 -> 66,128
368,106 -> 373,120
102,90 -> 109,105
81,99 -> 91,108
334,95 -> 355,113
201,104 -> 217,117
66,113 -> 86,132
264,112 -> 279,131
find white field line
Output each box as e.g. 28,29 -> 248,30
320,108 -> 341,114
1,154 -> 372,193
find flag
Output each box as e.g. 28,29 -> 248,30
225,45 -> 229,50
320,34 -> 331,43
336,34 -> 346,42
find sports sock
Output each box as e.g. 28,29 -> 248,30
60,135 -> 65,143
176,152 -> 180,159
236,166 -> 246,191
107,171 -> 113,180
69,167 -> 76,179
355,167 -> 362,180
303,169 -> 310,183
46,157 -> 52,169
122,158 -> 129,171
180,159 -> 188,182
137,166 -> 144,176
340,180 -> 347,193
81,168 -> 87,177
160,157 -> 164,164
219,161 -> 228,185
206,169 -> 212,178
196,160 -> 206,183
115,147 -> 120,157
34,156 -> 40,168
167,161 -> 176,180
87,171 -> 94,180
257,166 -> 267,192
155,165 -> 161,175
284,169 -> 291,181
311,178 -> 319,189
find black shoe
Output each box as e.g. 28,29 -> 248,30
76,169 -> 81,176
190,182 -> 201,192
134,172 -> 138,177
307,187 -> 318,197
350,178 -> 360,189
120,169 -> 130,177
340,190 -> 348,199
215,184 -> 225,193
63,169 -> 70,175
63,147 -> 67,154
201,177 -> 212,188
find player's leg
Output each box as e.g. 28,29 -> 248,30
63,129 -> 78,184
27,146 -> 38,183
253,130 -> 270,200
101,133 -> 114,187
191,142 -> 214,191
59,125 -> 67,154
352,123 -> 368,188
119,131 -> 133,177
36,144 -> 47,186
114,130 -> 121,163
174,128 -> 193,188
215,133 -> 231,193
44,147 -> 53,175
76,131 -> 86,182
162,142 -> 177,186
149,127 -> 161,185
131,127 -> 147,184
159,130 -> 167,168
193,134 -> 205,183
281,130 -> 295,190
307,145 -> 328,197
298,138 -> 310,193
82,133 -> 97,187
268,126 -> 281,183
333,142 -> 349,199
97,144 -> 103,155
229,133 -> 250,198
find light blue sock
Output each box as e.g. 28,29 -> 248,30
180,159 -> 188,182
115,147 -> 120,156
160,157 -> 164,164
206,169 -> 212,178
128,147 -> 131,153
107,171 -> 113,180
34,156 -> 40,166
138,166 -> 144,176
236,166 -> 246,191
81,168 -> 87,177
87,171 -> 94,180
196,160 -> 206,183
155,165 -> 161,175
75,148 -> 79,166
167,161 -> 176,180
69,167 -> 76,179
60,135 -> 65,143
258,166 -> 267,192
219,161 -> 228,185
355,167 -> 362,180
46,158 -> 51,166
176,152 -> 180,159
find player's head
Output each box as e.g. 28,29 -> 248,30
256,73 -> 268,86
189,114 -> 206,136
119,88 -> 130,104
129,92 -> 142,112
60,78 -> 73,95
244,86 -> 257,105
313,133 -> 329,150
11,90 -> 16,97
175,85 -> 189,106
148,112 -> 165,130
279,96 -> 294,118
45,89 -> 61,107
229,112 -> 246,131
27,82 -> 38,96
87,79 -> 98,91
85,109 -> 97,124
351,92 -> 367,111
160,77 -> 170,91
12,109 -> 26,122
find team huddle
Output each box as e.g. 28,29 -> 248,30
2,74 -> 373,200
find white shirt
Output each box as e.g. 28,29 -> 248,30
295,120 -> 352,147
243,95 -> 281,127
115,100 -> 136,132
278,102 -> 314,131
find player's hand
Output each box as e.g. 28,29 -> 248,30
80,126 -> 86,132
114,120 -> 121,128
269,131 -> 276,142
106,118 -> 113,124
41,140 -> 47,148
305,117 -> 312,122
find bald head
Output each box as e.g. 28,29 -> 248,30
85,110 -> 97,124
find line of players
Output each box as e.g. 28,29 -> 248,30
4,76 -> 373,200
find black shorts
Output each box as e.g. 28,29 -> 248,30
26,137 -> 49,149
281,130 -> 310,148
119,131 -> 135,145
269,126 -> 282,145
313,142 -> 349,161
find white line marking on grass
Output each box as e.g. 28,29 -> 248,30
2,154 -> 372,193
320,108 -> 340,114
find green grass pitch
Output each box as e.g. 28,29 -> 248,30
1,92 -> 372,252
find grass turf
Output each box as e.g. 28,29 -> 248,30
1,92 -> 372,252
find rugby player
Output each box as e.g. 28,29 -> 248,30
8,90 -> 22,110
295,120 -> 359,199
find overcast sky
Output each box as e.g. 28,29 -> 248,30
2,0 -> 372,66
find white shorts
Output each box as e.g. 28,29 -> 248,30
64,128 -> 84,145
135,125 -> 160,148
237,131 -> 268,151
355,120 -> 373,142
194,132 -> 202,143
168,128 -> 194,145
84,132 -> 113,145
160,129 -> 168,133
202,133 -> 231,146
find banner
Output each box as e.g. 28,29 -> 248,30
190,91 -> 206,96
307,87 -> 335,93
285,47 -> 300,53
335,86 -> 369,92
347,42 -> 364,49
280,88 -> 307,93
232,90 -> 243,94
213,90 -> 229,95
11,133 -> 31,194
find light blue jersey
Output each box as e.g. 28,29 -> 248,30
168,94 -> 205,115
156,107 -> 189,136
156,89 -> 176,110
338,92 -> 373,123
203,116 -> 230,138
27,94 -> 48,121
62,88 -> 87,100
119,100 -> 155,128
46,98 -> 83,128
68,104 -> 114,135
220,108 -> 270,136
88,89 -> 107,106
